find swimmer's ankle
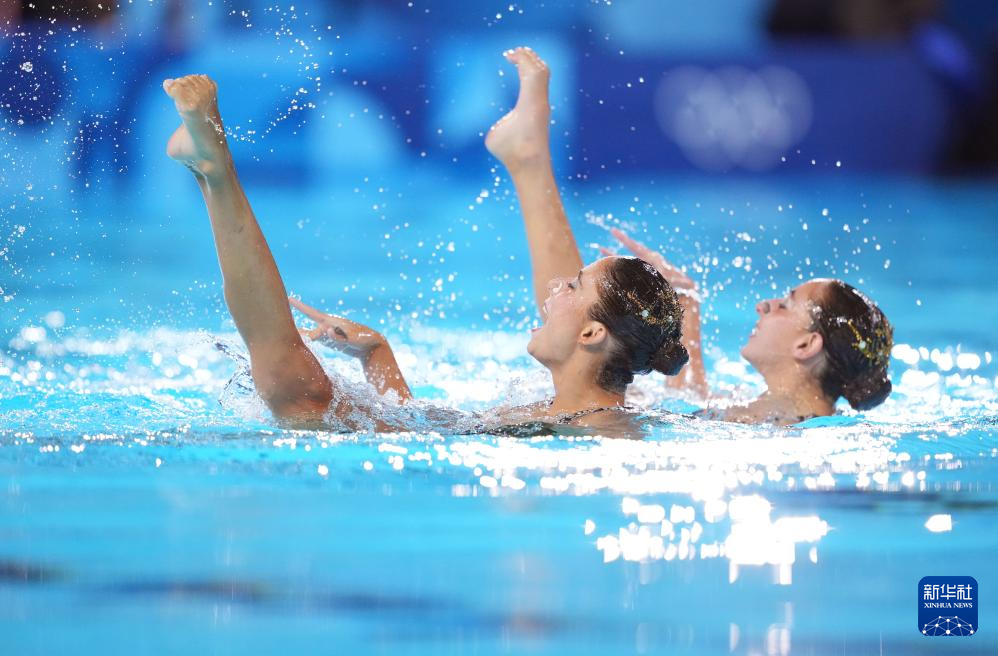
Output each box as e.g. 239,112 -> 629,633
485,115 -> 551,174
502,152 -> 551,177
167,113 -> 234,183
176,151 -> 231,184
199,157 -> 238,186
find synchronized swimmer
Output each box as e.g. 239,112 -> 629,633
162,46 -> 893,432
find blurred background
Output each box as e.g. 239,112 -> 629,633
3,0 -> 998,192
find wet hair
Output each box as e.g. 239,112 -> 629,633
587,257 -> 689,392
809,280 -> 893,410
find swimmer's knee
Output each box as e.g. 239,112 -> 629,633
252,356 -> 334,419
261,381 -> 333,421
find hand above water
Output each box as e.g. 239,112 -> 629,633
289,296 -> 412,403
289,297 -> 387,360
599,228 -> 697,297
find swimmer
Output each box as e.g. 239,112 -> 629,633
486,47 -> 893,426
164,74 -> 688,433
602,230 -> 893,424
163,74 -> 408,430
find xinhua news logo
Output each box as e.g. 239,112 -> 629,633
918,576 -> 978,637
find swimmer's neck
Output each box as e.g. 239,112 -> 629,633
548,366 -> 625,415
757,364 -> 835,419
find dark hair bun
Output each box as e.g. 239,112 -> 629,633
842,373 -> 892,411
650,341 -> 689,377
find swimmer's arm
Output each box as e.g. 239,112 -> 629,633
603,229 -> 708,396
290,298 -> 412,403
359,340 -> 413,403
669,294 -> 709,396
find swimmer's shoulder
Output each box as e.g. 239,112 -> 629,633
693,401 -> 817,427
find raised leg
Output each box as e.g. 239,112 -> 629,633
164,75 -> 333,420
486,47 -> 583,314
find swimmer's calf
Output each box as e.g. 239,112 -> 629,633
485,47 -> 583,313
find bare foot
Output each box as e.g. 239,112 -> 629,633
485,47 -> 551,172
163,74 -> 229,180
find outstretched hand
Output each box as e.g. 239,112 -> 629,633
290,297 -> 386,360
599,228 -> 697,295
290,297 -> 413,404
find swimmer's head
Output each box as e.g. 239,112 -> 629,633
528,256 -> 688,392
742,279 -> 893,410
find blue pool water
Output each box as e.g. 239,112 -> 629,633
1,173 -> 997,654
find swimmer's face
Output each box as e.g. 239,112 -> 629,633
528,259 -> 611,368
741,279 -> 830,370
